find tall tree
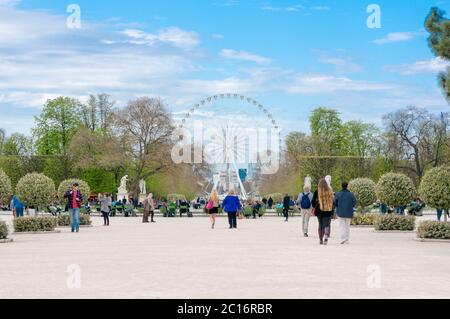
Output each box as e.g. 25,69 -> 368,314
310,107 -> 345,155
383,106 -> 449,181
79,94 -> 115,133
425,7 -> 450,102
2,133 -> 33,156
111,97 -> 174,197
33,97 -> 82,178
342,121 -> 382,157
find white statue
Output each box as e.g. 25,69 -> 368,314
118,175 -> 128,193
325,175 -> 332,188
304,175 -> 312,190
139,179 -> 147,195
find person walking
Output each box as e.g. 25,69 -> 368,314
207,189 -> 220,229
142,193 -> 155,223
222,189 -> 241,229
64,183 -> 83,233
283,194 -> 290,222
252,200 -> 262,219
312,179 -> 334,245
298,186 -> 313,237
99,193 -> 112,226
11,195 -> 25,219
334,182 -> 357,245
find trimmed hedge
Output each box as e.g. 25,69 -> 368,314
417,221 -> 450,240
58,179 -> 91,204
374,214 -> 416,231
243,207 -> 253,217
351,213 -> 377,226
258,207 -> 266,217
57,214 -> 92,227
0,169 -> 12,206
13,216 -> 58,233
0,221 -> 8,239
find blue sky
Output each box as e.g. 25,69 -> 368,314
0,0 -> 449,137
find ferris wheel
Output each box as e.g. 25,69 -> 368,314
177,94 -> 282,199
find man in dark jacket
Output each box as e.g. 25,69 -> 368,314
64,183 -> 83,233
333,182 -> 357,244
283,194 -> 291,222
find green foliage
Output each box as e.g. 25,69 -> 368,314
425,7 -> 450,102
0,169 -> 12,205
33,97 -> 82,156
376,173 -> 416,207
419,166 -> 450,210
374,214 -> 416,231
418,221 -> 450,239
351,213 -> 377,226
13,216 -> 58,233
16,173 -> 56,208
0,221 -> 8,239
310,107 -> 344,155
57,179 -> 91,204
348,178 -> 377,210
82,168 -> 116,193
57,214 -> 91,226
2,133 -> 33,156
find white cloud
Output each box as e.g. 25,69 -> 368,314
0,0 -> 20,7
384,58 -> 450,75
373,32 -> 421,45
220,49 -> 271,65
261,4 -> 304,12
212,33 -> 224,40
121,27 -> 200,50
286,74 -> 395,94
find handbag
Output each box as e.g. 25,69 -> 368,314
206,200 -> 213,210
238,211 -> 244,220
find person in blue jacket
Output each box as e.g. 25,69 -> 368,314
11,195 -> 25,218
222,189 -> 242,229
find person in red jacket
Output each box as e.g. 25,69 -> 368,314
64,183 -> 83,233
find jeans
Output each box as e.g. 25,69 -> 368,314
69,208 -> 80,231
339,217 -> 352,243
227,212 -> 237,228
102,211 -> 110,225
301,208 -> 312,234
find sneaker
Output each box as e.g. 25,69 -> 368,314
341,240 -> 349,245
320,240 -> 324,245
324,238 -> 328,246
304,233 -> 309,237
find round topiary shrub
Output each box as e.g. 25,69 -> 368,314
376,173 -> 416,207
0,169 -> 12,206
419,166 -> 450,211
16,173 -> 56,209
57,179 -> 91,204
348,178 -> 376,213
0,221 -> 8,239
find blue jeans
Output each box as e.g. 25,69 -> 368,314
69,208 -> 80,231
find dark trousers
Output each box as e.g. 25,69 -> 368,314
227,212 -> 237,228
283,206 -> 289,220
317,214 -> 332,240
102,211 -> 110,225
